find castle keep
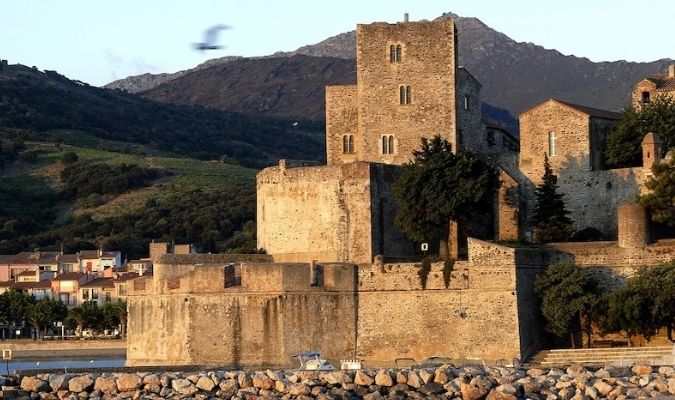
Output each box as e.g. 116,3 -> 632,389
126,15 -> 675,368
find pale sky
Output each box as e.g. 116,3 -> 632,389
1,0 -> 673,87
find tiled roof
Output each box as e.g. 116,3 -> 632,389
10,252 -> 40,264
80,278 -> 115,289
37,252 -> 59,264
52,272 -> 89,281
645,73 -> 675,91
0,280 -> 15,287
79,250 -> 121,259
14,281 -> 52,290
552,99 -> 622,120
0,255 -> 13,264
17,270 -> 36,277
59,254 -> 79,263
115,272 -> 140,282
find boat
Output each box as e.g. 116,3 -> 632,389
293,352 -> 335,371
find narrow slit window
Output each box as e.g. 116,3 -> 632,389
388,135 -> 395,154
382,135 -> 389,154
399,86 -> 411,105
389,45 -> 396,63
548,131 -> 557,156
395,45 -> 402,62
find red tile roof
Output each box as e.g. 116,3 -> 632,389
52,272 -> 89,281
645,73 -> 675,91
17,270 -> 36,277
553,99 -> 622,120
80,278 -> 115,289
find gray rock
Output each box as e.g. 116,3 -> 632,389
93,377 -> 117,395
196,376 -> 215,392
557,386 -> 575,400
418,382 -> 445,395
375,370 -> 393,387
68,376 -> 93,393
21,377 -> 50,393
171,378 -> 197,396
354,371 -> 374,386
593,380 -> 613,396
237,372 -> 252,388
116,373 -> 142,392
218,379 -> 239,398
584,385 -> 598,399
49,375 -> 73,392
362,392 -> 384,400
158,374 -> 171,388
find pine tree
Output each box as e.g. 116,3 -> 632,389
532,154 -> 574,242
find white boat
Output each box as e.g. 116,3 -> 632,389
293,352 -> 335,371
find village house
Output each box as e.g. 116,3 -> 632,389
78,249 -> 122,273
50,272 -> 94,308
632,64 -> 675,109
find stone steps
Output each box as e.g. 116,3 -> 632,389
533,346 -> 673,366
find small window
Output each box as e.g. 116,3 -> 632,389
399,85 -> 411,105
82,290 -> 89,300
390,44 -> 402,63
105,292 -> 111,302
548,131 -> 557,156
342,135 -> 354,154
382,135 -> 395,154
641,91 -> 650,104
118,284 -> 127,295
92,288 -> 98,300
464,94 -> 470,110
487,130 -> 496,146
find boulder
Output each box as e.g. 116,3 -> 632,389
171,378 -> 198,396
21,377 -> 50,393
196,376 -> 216,391
593,380 -> 613,396
363,392 -> 384,400
434,367 -> 451,384
237,372 -> 252,388
252,373 -> 274,390
289,383 -> 310,396
375,370 -> 393,387
323,371 -> 351,385
218,379 -> 239,398
418,382 -> 445,396
419,369 -> 433,384
395,371 -> 407,384
406,371 -> 422,388
93,377 -> 117,395
68,375 -> 94,393
354,371 -> 374,386
49,375 -> 73,392
631,365 -> 652,376
116,373 -> 142,392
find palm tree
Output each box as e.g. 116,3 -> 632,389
112,300 -> 127,338
67,306 -> 87,338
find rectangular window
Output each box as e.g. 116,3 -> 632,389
119,284 -> 127,295
641,91 -> 650,104
92,288 -> 98,300
82,290 -> 89,300
399,86 -> 411,105
548,131 -> 557,156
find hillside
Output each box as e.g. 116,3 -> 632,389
0,64 -> 324,168
0,137 -> 259,258
109,12 -> 673,119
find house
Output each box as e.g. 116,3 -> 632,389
50,272 -> 93,307
125,259 -> 152,276
632,64 -> 675,109
79,273 -> 139,305
78,250 -> 122,273
0,255 -> 11,281
58,253 -> 80,273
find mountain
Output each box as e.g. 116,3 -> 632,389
108,12 -> 673,120
0,64 -> 324,168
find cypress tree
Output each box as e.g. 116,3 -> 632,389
532,154 -> 574,242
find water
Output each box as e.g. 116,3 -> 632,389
2,358 -> 125,374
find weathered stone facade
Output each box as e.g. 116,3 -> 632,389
631,64 -> 675,109
519,99 -> 649,237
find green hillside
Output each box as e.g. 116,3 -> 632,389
0,138 -> 259,258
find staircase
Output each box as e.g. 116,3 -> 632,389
531,346 -> 674,366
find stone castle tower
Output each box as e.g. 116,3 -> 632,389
325,18 -> 484,166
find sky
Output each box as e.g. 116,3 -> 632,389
2,0 -> 673,87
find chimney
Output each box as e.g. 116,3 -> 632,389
403,13 -> 409,23
669,64 -> 675,78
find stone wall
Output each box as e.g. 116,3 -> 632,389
326,85 -> 358,166
519,99 -> 647,237
355,20 -> 460,164
256,161 -> 415,264
456,68 -> 485,153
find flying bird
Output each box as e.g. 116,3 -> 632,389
193,24 -> 231,51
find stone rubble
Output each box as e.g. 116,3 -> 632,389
3,364 -> 675,400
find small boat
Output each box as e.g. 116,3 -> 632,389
340,359 -> 362,370
293,352 -> 335,371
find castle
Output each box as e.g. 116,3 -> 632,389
126,16 -> 675,368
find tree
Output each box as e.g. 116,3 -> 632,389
531,154 -> 574,242
67,306 -> 87,338
26,297 -> 68,340
534,262 -> 599,348
639,158 -> 675,226
112,299 -> 128,338
392,135 -> 500,258
600,262 -> 675,341
605,95 -> 675,168
59,151 -> 78,165
0,288 -> 32,337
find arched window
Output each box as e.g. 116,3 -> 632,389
395,45 -> 402,62
399,85 -> 411,105
389,45 -> 396,63
548,131 -> 557,156
382,135 -> 395,155
342,135 -> 354,153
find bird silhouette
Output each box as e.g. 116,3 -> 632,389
193,24 -> 231,51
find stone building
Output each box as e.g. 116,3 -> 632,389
258,17 -> 506,263
632,64 -> 675,109
518,98 -> 651,238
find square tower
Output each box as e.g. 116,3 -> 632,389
326,19 -> 481,166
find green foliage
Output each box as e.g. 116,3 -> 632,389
443,258 -> 455,288
605,96 -> 675,168
639,158 -> 675,226
60,151 -> 78,165
534,262 -> 599,346
599,262 -> 675,340
0,288 -> 32,330
418,258 -> 432,289
532,154 -> 574,242
392,135 -> 501,256
60,161 -> 160,198
26,297 -> 68,339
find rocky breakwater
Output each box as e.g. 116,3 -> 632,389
8,364 -> 675,400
